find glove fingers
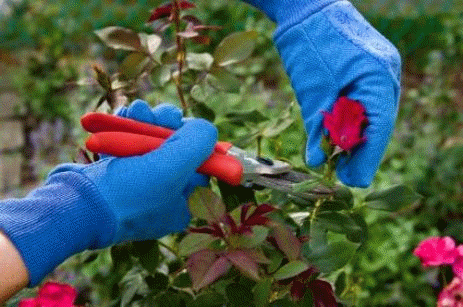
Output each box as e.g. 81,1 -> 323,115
124,100 -> 184,129
144,118 -> 217,182
152,104 -> 183,130
336,85 -> 398,187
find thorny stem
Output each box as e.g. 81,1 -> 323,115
257,135 -> 263,157
172,0 -> 189,115
310,198 -> 323,224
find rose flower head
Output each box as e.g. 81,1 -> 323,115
19,282 -> 79,307
413,236 -> 457,267
322,96 -> 368,152
438,277 -> 463,307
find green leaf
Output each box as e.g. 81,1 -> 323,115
316,212 -> 362,237
217,181 -> 256,212
119,267 -> 149,307
335,271 -> 346,297
262,116 -> 295,138
93,65 -> 112,91
110,243 -> 133,269
172,272 -> 192,288
238,225 -> 270,248
188,187 -> 226,223
305,241 -> 358,274
132,240 -> 160,273
364,184 -> 421,211
119,52 -> 150,80
273,260 -> 309,280
345,213 -> 368,246
266,248 -> 284,274
269,298 -> 296,307
190,82 -> 215,103
186,52 -> 214,71
191,101 -> 216,122
145,272 -> 168,293
226,109 -> 269,126
190,291 -> 227,307
208,67 -> 241,93
154,289 -> 183,307
253,278 -> 273,307
179,232 -> 216,257
213,30 -> 258,66
94,26 -> 142,51
226,283 -> 254,307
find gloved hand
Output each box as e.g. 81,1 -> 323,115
0,100 -> 217,286
243,0 -> 401,187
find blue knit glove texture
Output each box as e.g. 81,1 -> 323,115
51,100 -> 217,244
0,100 -> 216,286
243,0 -> 401,187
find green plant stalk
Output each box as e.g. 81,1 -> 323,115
310,198 -> 323,223
172,0 -> 189,115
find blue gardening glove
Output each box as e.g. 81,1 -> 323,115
243,0 -> 401,187
0,100 -> 217,286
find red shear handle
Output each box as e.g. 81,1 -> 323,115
86,132 -> 243,186
81,112 -> 233,154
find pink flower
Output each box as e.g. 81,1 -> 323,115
322,96 -> 368,152
452,246 -> 463,278
438,277 -> 463,307
18,282 -> 79,307
413,236 -> 457,267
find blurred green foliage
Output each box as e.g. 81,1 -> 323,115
2,0 -> 463,306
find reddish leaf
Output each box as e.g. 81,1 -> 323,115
189,224 -> 224,238
193,25 -> 223,32
244,215 -> 269,227
290,280 -> 306,301
186,250 -> 217,289
244,204 -> 275,226
181,15 -> 202,25
269,222 -> 301,261
243,248 -> 271,264
225,214 -> 239,234
194,256 -> 232,290
226,250 -> 260,281
189,226 -> 215,235
192,35 -> 211,45
148,4 -> 172,22
310,280 -> 338,307
148,1 -> 196,22
178,1 -> 196,9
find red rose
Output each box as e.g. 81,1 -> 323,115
322,96 -> 368,151
437,277 -> 463,307
19,282 -> 79,307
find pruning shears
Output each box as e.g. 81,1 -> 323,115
80,112 -> 337,201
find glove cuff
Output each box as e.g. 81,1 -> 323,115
243,0 -> 340,32
0,171 -> 116,286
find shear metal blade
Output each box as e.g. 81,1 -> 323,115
251,171 -> 335,201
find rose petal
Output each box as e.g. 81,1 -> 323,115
322,97 -> 368,151
414,236 -> 456,267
